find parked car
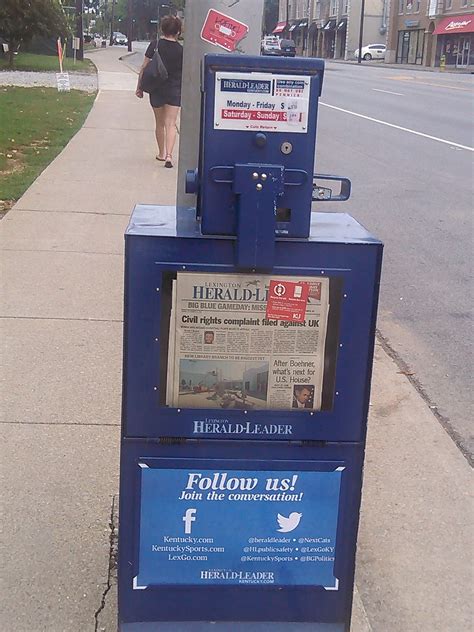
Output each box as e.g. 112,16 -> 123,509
112,32 -> 128,46
354,44 -> 386,60
261,36 -> 281,56
279,39 -> 296,57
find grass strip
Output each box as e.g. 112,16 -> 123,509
0,52 -> 95,74
0,86 -> 96,211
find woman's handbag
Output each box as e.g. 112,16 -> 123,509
141,46 -> 168,93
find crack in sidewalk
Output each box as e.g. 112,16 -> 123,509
94,494 -> 118,632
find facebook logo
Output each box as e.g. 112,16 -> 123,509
182,508 -> 197,534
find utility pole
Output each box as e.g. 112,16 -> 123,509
127,0 -> 132,52
357,0 -> 366,63
75,0 -> 84,61
109,0 -> 116,46
177,0 -> 265,208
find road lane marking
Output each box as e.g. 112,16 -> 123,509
319,102 -> 474,152
372,88 -> 404,96
388,76 -> 472,92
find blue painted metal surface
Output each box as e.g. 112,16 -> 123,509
119,52 -> 382,632
197,54 -> 324,239
119,441 -> 364,628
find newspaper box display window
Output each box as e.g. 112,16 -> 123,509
118,53 -> 383,632
165,272 -> 338,413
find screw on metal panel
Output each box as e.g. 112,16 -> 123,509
320,271 -> 325,274
261,173 -> 268,181
177,408 -> 181,413
215,122 -> 219,126
256,183 -> 263,191
339,344 -> 343,348
310,412 -> 314,416
302,127 -> 306,130
155,338 -> 159,342
156,287 -> 160,291
343,294 -> 347,298
335,391 -> 339,396
153,387 -> 158,391
252,172 -> 259,180
182,265 -> 186,269
244,410 -> 248,414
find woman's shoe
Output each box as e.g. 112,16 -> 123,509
156,155 -> 166,161
164,154 -> 173,168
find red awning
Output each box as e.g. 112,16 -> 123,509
433,14 -> 474,35
272,21 -> 287,34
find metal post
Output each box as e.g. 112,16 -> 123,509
109,0 -> 116,46
176,0 -> 265,209
75,0 -> 84,61
127,0 -> 132,52
357,0 -> 365,64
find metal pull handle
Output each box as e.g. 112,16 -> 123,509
312,173 -> 351,202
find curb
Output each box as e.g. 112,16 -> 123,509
327,58 -> 472,74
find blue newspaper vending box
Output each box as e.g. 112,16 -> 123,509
118,54 -> 383,631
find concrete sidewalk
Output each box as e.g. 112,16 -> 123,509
1,46 -> 472,632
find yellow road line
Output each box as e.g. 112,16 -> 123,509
388,76 -> 472,92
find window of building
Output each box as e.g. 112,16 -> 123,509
414,0 -> 420,11
445,0 -> 452,8
316,2 -> 322,19
399,0 -> 404,13
460,0 -> 467,7
343,0 -> 349,13
330,0 -> 338,15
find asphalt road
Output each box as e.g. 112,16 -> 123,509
318,62 -> 473,461
125,44 -> 473,461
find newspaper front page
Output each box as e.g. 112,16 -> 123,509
167,272 -> 329,411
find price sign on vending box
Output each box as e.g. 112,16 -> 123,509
201,9 -> 249,52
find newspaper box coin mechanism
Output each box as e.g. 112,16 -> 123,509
119,54 -> 383,631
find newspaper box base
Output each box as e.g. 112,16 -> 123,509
120,205 -> 383,629
118,440 -> 364,629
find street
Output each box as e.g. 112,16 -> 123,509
127,44 -> 473,460
317,62 -> 473,461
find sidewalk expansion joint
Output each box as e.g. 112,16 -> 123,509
2,248 -> 123,256
10,208 -> 131,217
95,494 -> 118,632
1,421 -> 120,427
376,329 -> 473,467
0,315 -> 123,323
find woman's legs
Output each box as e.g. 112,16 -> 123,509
152,106 -> 166,159
163,104 -> 180,162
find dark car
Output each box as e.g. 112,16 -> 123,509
279,39 -> 296,57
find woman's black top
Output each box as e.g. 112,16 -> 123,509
145,38 -> 183,107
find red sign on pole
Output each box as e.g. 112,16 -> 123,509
266,280 -> 310,323
200,9 -> 249,52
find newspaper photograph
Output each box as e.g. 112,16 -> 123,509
166,272 -> 329,411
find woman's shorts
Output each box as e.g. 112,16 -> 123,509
149,90 -> 181,108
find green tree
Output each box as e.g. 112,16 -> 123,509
263,0 -> 279,35
0,0 -> 70,67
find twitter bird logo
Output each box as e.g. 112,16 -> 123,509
277,512 -> 302,533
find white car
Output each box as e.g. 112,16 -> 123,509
354,44 -> 386,60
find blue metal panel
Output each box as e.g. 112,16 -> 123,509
118,440 -> 363,630
122,206 -> 382,443
199,55 -> 324,238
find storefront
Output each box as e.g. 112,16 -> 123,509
308,21 -> 319,57
336,17 -> 347,59
433,14 -> 474,69
322,19 -> 337,58
396,22 -> 425,64
272,21 -> 288,36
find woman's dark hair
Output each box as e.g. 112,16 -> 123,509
160,15 -> 182,37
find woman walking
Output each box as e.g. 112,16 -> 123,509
136,15 -> 183,168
